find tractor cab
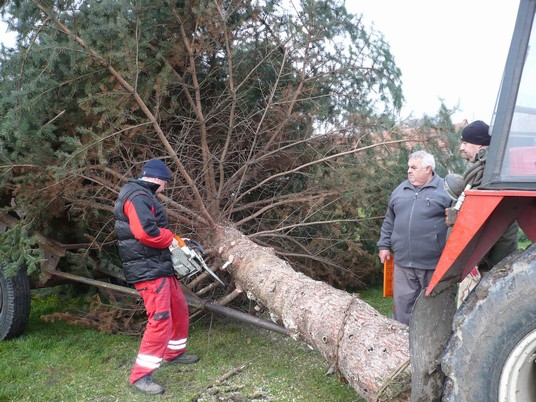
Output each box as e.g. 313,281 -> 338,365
426,0 -> 536,295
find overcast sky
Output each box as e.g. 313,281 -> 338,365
1,2 -> 520,124
0,20 -> 15,45
345,1 -> 519,123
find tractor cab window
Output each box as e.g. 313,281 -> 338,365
501,19 -> 536,180
485,10 -> 536,189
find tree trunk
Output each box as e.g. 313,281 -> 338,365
213,225 -> 411,401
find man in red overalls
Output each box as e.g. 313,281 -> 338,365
114,159 -> 199,394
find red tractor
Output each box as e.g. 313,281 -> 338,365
411,0 -> 536,400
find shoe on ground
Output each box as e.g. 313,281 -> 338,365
165,353 -> 200,365
132,375 -> 165,395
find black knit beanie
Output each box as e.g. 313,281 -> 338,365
460,120 -> 491,145
141,159 -> 172,181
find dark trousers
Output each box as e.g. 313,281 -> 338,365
393,264 -> 434,326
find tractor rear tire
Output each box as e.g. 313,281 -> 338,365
0,267 -> 31,340
441,244 -> 536,402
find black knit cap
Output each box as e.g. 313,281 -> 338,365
141,159 -> 171,181
461,120 -> 491,145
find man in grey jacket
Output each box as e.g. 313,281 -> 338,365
377,150 -> 452,325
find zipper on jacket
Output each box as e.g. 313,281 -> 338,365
407,191 -> 419,267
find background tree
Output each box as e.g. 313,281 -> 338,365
0,0 -> 463,398
0,0 -> 406,285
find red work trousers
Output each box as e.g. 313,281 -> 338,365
130,275 -> 189,383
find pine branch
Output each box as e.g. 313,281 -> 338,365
32,0 -> 215,227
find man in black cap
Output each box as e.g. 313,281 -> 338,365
459,119 -> 491,163
458,121 -> 519,270
114,158 -> 199,395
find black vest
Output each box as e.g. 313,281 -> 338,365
114,179 -> 174,283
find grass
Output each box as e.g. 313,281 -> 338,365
0,285 -> 394,402
356,285 -> 393,318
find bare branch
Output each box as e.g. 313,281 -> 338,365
233,191 -> 338,227
231,139 -> 409,206
172,8 -> 217,199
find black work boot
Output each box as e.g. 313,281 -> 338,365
132,375 -> 165,395
165,353 -> 200,365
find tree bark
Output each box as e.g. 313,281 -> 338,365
213,225 -> 411,401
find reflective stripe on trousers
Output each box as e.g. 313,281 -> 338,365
130,275 -> 190,383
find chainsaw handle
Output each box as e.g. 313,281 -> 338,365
173,234 -> 187,248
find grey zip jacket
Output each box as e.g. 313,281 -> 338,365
377,174 -> 452,270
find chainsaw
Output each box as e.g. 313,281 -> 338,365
169,235 -> 225,286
